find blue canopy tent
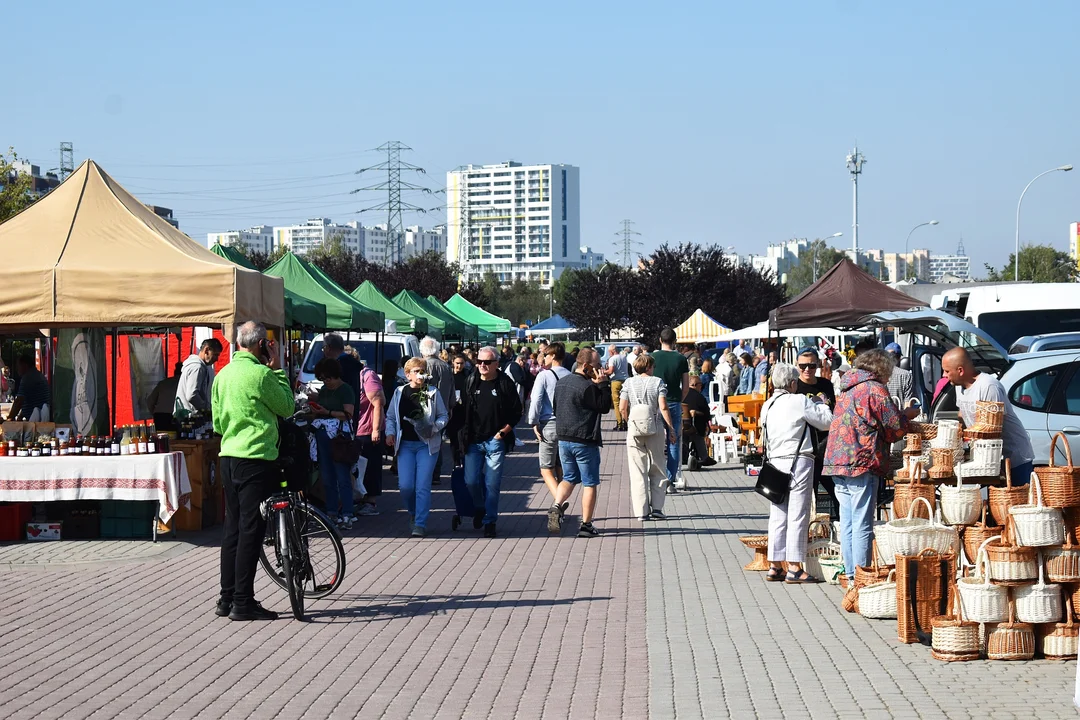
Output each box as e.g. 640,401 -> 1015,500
529,314 -> 576,337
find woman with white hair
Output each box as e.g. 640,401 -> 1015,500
759,362 -> 834,583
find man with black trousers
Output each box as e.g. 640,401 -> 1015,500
794,347 -> 838,519
211,321 -> 295,621
547,348 -> 612,538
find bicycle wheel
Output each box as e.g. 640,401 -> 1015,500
259,502 -> 346,599
279,512 -> 305,620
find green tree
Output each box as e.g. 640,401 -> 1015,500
306,234 -> 357,288
387,251 -> 461,301
0,148 -> 33,224
496,279 -> 549,326
785,241 -> 848,297
984,244 -> 1080,283
557,265 -> 637,340
244,245 -> 289,271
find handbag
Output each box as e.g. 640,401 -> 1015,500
753,403 -> 809,505
330,417 -> 362,465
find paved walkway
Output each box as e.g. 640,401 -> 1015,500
0,421 -> 1077,719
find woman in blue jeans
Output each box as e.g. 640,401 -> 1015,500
823,349 -> 920,580
385,357 -> 448,537
311,358 -> 357,530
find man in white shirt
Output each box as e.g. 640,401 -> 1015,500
942,347 -> 1035,482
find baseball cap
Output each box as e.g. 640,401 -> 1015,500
885,342 -> 902,356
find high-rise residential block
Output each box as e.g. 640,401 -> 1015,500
208,225 -> 275,254
446,161 -> 581,287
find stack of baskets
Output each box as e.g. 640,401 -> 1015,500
959,401 -> 1005,479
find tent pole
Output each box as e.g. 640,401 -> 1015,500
111,327 -> 118,431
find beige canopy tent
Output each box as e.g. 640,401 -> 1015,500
0,159 -> 284,332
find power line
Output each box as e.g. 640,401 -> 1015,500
614,219 -> 642,267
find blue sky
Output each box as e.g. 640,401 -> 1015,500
9,1 -> 1080,275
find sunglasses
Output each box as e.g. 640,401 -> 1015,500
798,363 -> 819,370
476,359 -> 496,365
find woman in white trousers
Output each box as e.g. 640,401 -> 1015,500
619,353 -> 677,521
759,362 -> 833,583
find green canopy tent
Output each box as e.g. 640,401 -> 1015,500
393,290 -> 477,341
425,295 -> 485,343
351,280 -> 428,337
210,243 -> 327,329
443,293 -> 512,334
264,251 -> 383,331
298,259 -> 388,332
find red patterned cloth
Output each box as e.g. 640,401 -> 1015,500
822,369 -> 908,478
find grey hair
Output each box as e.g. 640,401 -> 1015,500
770,362 -> 799,390
853,348 -> 895,385
236,321 -> 267,350
478,345 -> 498,360
419,336 -> 441,358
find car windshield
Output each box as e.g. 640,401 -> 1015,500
303,340 -> 403,374
978,310 -> 1080,351
917,321 -> 1008,374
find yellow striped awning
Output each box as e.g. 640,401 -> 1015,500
674,309 -> 731,344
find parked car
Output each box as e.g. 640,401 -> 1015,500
1009,332 -> 1080,355
299,332 -> 421,389
862,309 -> 1077,465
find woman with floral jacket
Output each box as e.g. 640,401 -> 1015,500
823,349 -> 920,578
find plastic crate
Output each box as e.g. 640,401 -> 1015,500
100,516 -> 153,539
0,503 -> 32,541
99,500 -> 157,520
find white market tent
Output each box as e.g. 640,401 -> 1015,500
674,309 -> 731,344
721,321 -> 848,342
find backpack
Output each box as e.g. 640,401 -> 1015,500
277,419 -> 314,491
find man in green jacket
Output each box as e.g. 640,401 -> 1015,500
212,321 -> 295,621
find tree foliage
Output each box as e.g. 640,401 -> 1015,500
0,148 -> 34,224
984,244 -> 1080,283
785,240 -> 848,297
242,245 -> 288,272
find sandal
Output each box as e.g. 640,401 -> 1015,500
785,569 -> 822,584
765,567 -> 785,582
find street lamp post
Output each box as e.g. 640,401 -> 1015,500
903,220 -> 939,281
812,232 -> 843,282
1015,165 -> 1073,281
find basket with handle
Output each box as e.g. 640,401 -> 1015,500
962,503 -> 1002,565
1042,596 -> 1080,660
985,520 -> 1038,584
987,599 -> 1035,661
1014,549 -> 1063,624
859,569 -> 898,620
909,421 -> 938,441
1033,431 -> 1080,508
804,520 -> 843,584
893,462 -> 934,519
897,548 -> 954,644
855,541 -> 893,588
877,497 -> 959,562
1009,471 -> 1065,547
988,458 -> 1028,526
931,589 -> 981,662
939,464 -> 981,526
1046,527 -> 1080,583
956,542 -> 1009,624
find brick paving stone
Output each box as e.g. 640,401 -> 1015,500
1,419 -> 1079,718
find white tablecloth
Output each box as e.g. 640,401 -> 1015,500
0,452 -> 192,523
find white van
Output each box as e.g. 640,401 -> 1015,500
930,284 -> 1080,350
299,333 -> 421,389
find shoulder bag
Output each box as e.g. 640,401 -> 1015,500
754,398 -> 808,506
330,415 -> 362,465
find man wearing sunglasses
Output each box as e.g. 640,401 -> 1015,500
459,346 -> 523,537
794,348 -> 838,517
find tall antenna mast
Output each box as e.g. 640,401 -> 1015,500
614,219 -> 642,268
59,142 -> 74,181
353,141 -> 435,264
846,145 -> 866,255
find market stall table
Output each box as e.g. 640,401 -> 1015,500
0,452 -> 191,541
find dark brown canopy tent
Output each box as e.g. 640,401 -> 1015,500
769,257 -> 925,331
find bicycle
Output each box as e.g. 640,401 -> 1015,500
257,412 -> 347,620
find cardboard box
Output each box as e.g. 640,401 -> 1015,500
26,522 -> 61,541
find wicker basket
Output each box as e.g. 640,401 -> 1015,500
940,465 -> 982,526
1034,431 -> 1080,509
855,540 -> 893,588
962,504 -> 1003,565
1042,597 -> 1080,660
909,421 -> 939,441
904,433 -> 923,452
1014,550 -> 1063,624
1046,529 -> 1080,583
989,458 -> 1029,526
985,520 -> 1038,584
1009,470 -> 1065,548
973,400 -> 1006,433
987,600 -> 1035,661
932,592 -> 981,662
878,497 -> 959,562
808,514 -> 832,540
893,464 -> 935,520
897,548 -> 955,644
842,585 -> 859,613
957,544 -> 1009,624
859,569 -> 898,620
929,448 -> 955,480
804,521 -> 842,583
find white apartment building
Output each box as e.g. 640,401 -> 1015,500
580,245 -> 605,270
208,225 -> 274,254
929,254 -> 971,282
880,249 -> 931,282
275,218 -> 362,256
446,161 -> 581,287
364,224 -> 446,266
